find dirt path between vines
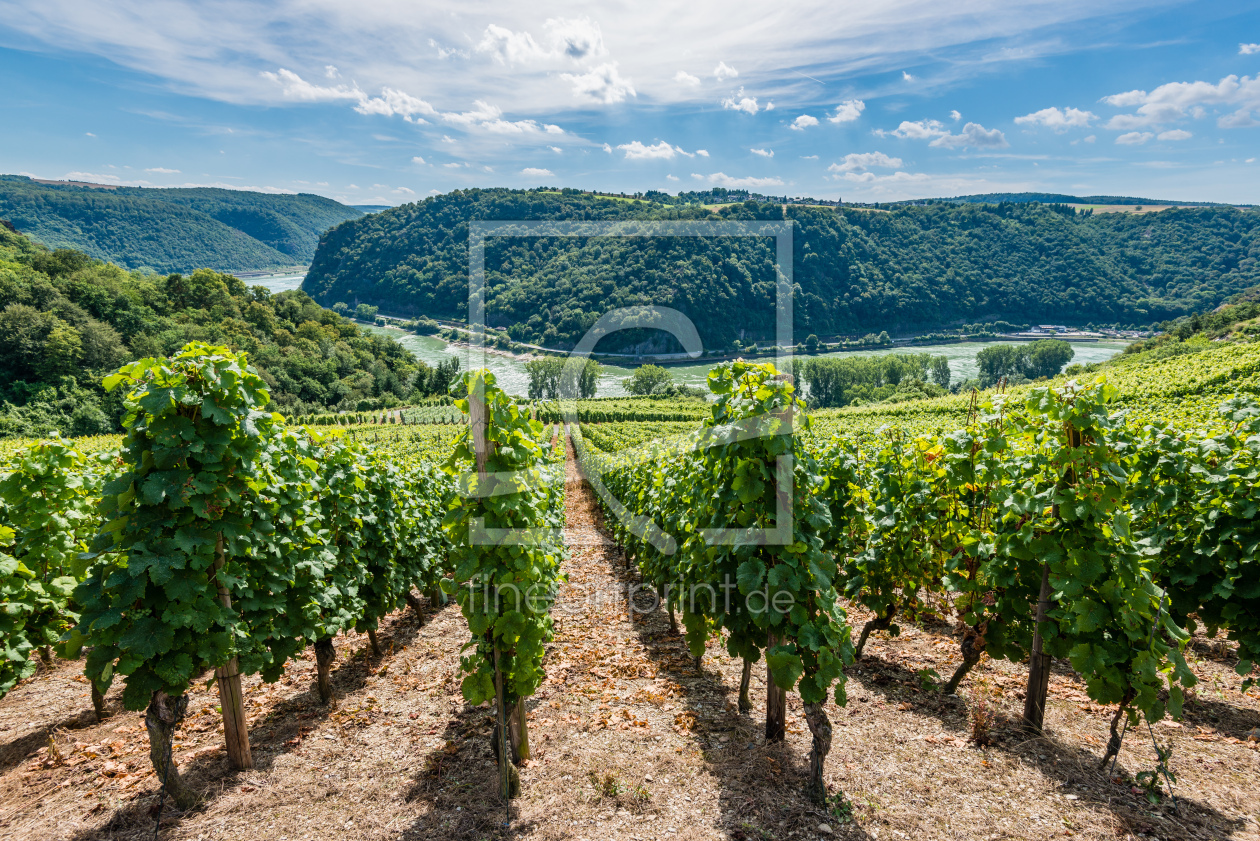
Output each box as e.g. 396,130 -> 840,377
0,433 -> 1258,840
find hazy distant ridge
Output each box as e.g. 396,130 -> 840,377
0,175 -> 362,273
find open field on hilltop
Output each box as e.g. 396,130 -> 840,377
1,439 -> 1257,841
1067,205 -> 1204,214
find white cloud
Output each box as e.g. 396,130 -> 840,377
790,114 -> 819,131
674,70 -> 700,86
1101,74 -> 1260,129
618,140 -> 691,160
695,149 -> 709,157
324,65 -> 339,78
477,26 -> 543,64
1083,134 -> 1096,143
145,167 -> 180,173
354,87 -> 437,121
800,154 -> 819,160
666,174 -> 679,181
1014,106 -> 1095,131
266,70 -> 572,136
441,135 -> 455,143
521,167 -> 554,177
828,99 -> 865,124
750,147 -> 774,157
1219,110 -> 1258,128
429,38 -> 468,60
714,61 -> 738,81
902,71 -> 914,82
444,100 -> 551,133
721,87 -> 762,114
560,62 -> 636,104
1157,129 -> 1192,141
950,110 -> 962,121
602,143 -> 612,153
442,162 -> 464,168
85,132 -> 96,137
411,155 -> 427,165
1240,43 -> 1260,55
261,68 -> 362,102
394,186 -> 415,194
827,151 -> 903,173
1116,131 -> 1153,145
549,145 -> 563,153
548,17 -> 606,60
702,172 -> 785,188
477,18 -> 605,64
892,119 -> 947,139
928,122 -> 1009,149
356,92 -> 561,135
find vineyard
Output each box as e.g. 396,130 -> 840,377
0,340 -> 1258,840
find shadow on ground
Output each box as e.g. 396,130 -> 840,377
61,591 -> 443,841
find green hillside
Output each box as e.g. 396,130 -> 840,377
0,176 -> 362,273
0,226 -> 443,439
303,188 -> 1260,350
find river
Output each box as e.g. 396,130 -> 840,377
364,325 -> 1130,398
245,271 -> 307,294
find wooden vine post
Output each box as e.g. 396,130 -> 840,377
471,378 -> 523,798
765,629 -> 787,741
1022,562 -> 1054,733
1022,421 -> 1082,733
213,534 -> 252,769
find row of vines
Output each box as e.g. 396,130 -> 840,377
0,345 -> 564,806
577,361 -> 1259,802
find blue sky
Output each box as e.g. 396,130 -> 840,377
1,0 -> 1258,206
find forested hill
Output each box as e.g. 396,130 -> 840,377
0,175 -> 362,273
303,188 -> 1260,350
0,226 -> 430,439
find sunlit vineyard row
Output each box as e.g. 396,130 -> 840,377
578,420 -> 700,453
